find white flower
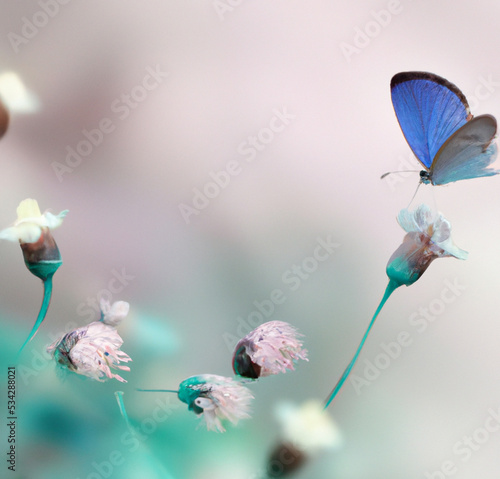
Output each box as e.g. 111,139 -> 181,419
0,198 -> 68,244
100,298 -> 130,327
397,204 -> 468,260
0,71 -> 39,113
275,400 -> 342,455
266,400 -> 342,476
47,300 -> 131,382
178,374 -> 253,433
387,204 -> 468,287
232,321 -> 308,378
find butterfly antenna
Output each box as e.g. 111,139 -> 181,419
380,170 -> 420,180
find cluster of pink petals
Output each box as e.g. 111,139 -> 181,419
47,299 -> 132,382
185,375 -> 254,433
233,321 -> 308,378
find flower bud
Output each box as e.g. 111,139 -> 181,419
386,205 -> 467,287
177,374 -> 253,432
232,321 -> 308,379
20,227 -> 62,280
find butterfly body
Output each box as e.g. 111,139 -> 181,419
391,71 -> 498,185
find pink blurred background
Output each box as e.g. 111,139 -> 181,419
1,1 -> 500,478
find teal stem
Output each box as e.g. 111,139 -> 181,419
115,391 -> 133,432
115,391 -> 176,478
18,274 -> 54,355
137,389 -> 178,394
324,279 -> 400,409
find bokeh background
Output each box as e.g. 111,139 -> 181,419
1,1 -> 500,478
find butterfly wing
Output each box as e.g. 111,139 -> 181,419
429,114 -> 498,185
391,72 -> 471,169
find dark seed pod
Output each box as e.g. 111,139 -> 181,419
20,228 -> 62,281
0,98 -> 9,139
266,441 -> 306,477
232,343 -> 261,379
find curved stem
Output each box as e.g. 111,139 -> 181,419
18,275 -> 53,355
115,391 -> 133,432
324,280 -> 399,409
115,391 -> 176,478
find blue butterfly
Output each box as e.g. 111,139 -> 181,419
390,71 -> 498,185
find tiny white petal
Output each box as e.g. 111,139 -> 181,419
431,215 -> 451,243
414,204 -> 434,232
436,238 -> 469,260
100,300 -> 130,326
43,210 -> 68,230
397,207 -> 421,233
99,298 -> 111,316
431,215 -> 468,259
195,397 -> 216,411
16,198 -> 41,220
397,204 -> 434,234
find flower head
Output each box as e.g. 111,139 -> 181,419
177,374 -> 253,432
0,198 -> 67,243
232,321 -> 308,379
0,71 -> 39,114
0,198 -> 68,280
267,400 -> 342,476
276,400 -> 342,454
387,204 -> 467,287
47,299 -> 131,382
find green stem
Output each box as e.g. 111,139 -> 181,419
18,275 -> 53,354
115,391 -> 133,432
115,392 -> 176,478
324,280 -> 399,409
